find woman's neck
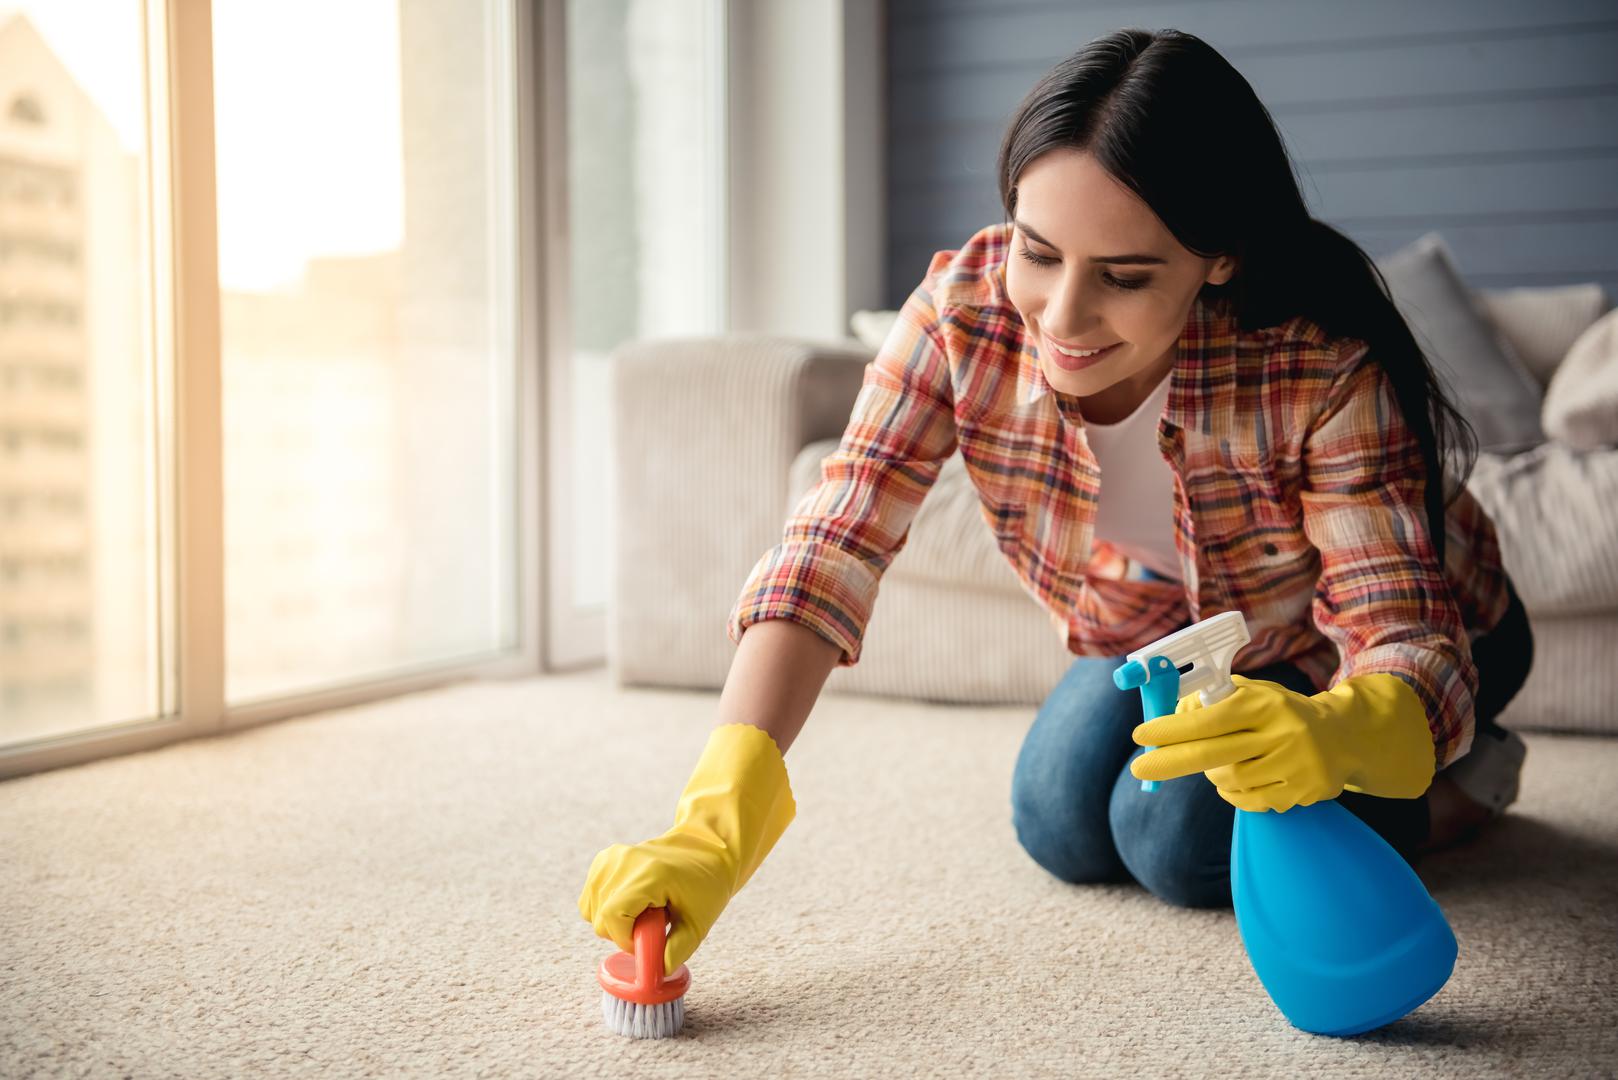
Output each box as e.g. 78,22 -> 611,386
1076,346 -> 1177,425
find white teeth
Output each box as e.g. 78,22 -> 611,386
1053,342 -> 1108,358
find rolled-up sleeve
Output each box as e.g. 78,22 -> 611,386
725,282 -> 960,666
1299,344 -> 1479,767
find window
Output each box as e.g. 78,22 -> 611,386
214,0 -> 519,703
0,0 -> 532,766
0,2 -> 156,747
0,0 -> 731,775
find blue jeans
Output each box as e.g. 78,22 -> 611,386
1009,574 -> 1533,908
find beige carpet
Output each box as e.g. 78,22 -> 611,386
3,668 -> 1616,1079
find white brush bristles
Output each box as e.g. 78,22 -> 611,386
601,990 -> 685,1038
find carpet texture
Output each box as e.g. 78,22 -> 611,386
3,668 -> 1616,1078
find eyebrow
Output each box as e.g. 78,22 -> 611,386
1013,218 -> 1168,265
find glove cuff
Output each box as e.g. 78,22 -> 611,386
673,723 -> 797,894
1317,673 -> 1437,799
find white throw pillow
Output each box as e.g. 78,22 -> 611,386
1476,284 -> 1611,388
850,309 -> 901,352
1543,307 -> 1618,450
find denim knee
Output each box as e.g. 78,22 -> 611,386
1010,659 -> 1139,885
1108,747 -> 1234,908
1011,770 -> 1127,885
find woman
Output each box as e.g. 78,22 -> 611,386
578,28 -> 1533,975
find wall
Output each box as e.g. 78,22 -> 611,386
884,0 -> 1618,307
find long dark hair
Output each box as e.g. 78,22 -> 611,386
996,28 -> 1476,563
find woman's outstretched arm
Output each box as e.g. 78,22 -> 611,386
717,618 -> 844,754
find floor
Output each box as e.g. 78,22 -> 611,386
2,668 -> 1614,1078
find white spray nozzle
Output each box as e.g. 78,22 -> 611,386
1126,610 -> 1251,707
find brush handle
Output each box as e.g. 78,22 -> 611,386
597,905 -> 690,1005
633,907 -> 667,988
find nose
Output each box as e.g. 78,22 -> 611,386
1045,275 -> 1103,341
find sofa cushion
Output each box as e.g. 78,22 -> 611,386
1465,443 -> 1618,616
1373,232 -> 1546,453
1496,612 -> 1618,735
1476,284 -> 1612,388
1542,307 -> 1618,451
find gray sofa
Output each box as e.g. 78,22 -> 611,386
608,269 -> 1618,737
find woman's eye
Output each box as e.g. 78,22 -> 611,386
1017,246 -> 1149,290
1104,273 -> 1149,291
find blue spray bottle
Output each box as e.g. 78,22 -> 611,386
1112,610 -> 1457,1036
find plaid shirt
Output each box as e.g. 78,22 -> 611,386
728,222 -> 1509,768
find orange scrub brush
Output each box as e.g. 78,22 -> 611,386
596,906 -> 690,1038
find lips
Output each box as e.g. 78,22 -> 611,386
1044,334 -> 1120,372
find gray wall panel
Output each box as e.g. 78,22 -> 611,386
890,1 -> 1618,76
884,2 -> 1618,307
890,92 -> 1618,184
889,30 -> 1618,126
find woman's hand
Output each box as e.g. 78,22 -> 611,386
578,723 -> 796,973
579,829 -> 744,977
1129,673 -> 1437,812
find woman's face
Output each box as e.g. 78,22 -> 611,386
1003,149 -> 1238,416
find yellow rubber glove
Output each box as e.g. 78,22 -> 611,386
578,723 -> 796,974
1129,673 -> 1437,812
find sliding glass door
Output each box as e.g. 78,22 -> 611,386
0,0 -> 533,772
0,1 -> 164,747
213,0 -> 519,704
0,0 -> 732,774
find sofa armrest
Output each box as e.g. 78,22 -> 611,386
609,334 -> 873,689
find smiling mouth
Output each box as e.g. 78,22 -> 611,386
1045,335 -> 1120,371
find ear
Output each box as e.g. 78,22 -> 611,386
1206,254 -> 1239,287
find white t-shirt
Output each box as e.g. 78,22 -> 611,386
1081,370 -> 1182,580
